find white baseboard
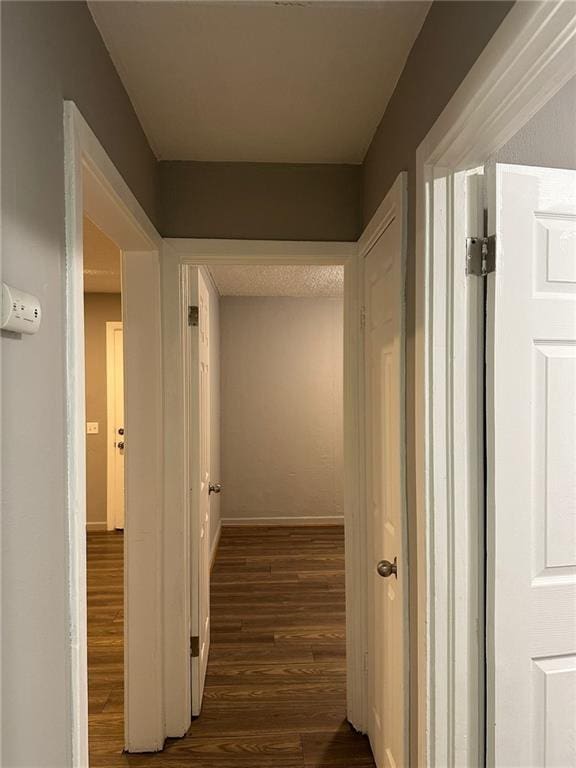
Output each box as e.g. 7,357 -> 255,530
86,521 -> 107,532
221,516 -> 344,527
210,520 -> 222,569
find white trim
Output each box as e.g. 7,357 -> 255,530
64,102 -> 164,764
221,516 -> 345,527
106,321 -> 123,532
357,185 -> 400,255
86,521 -> 107,532
64,102 -> 89,768
161,237 -> 368,735
210,521 -> 222,570
342,236 -> 368,733
122,251 -> 165,752
165,238 -> 354,264
415,3 -> 576,765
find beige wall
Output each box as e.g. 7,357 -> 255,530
1,3 -> 158,765
84,294 -> 122,527
220,297 -> 343,522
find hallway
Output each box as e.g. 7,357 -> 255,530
88,525 -> 375,767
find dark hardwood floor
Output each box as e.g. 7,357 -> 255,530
87,525 -> 375,767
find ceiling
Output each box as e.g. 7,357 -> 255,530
88,1 -> 430,164
208,264 -> 343,297
83,217 -> 122,293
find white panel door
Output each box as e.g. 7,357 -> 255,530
364,187 -> 407,768
106,321 -> 125,530
487,164 -> 576,767
187,266 -> 211,715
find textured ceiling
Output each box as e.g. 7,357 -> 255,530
208,265 -> 344,298
83,217 -> 121,294
88,1 -> 431,163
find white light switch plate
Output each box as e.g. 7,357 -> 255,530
86,422 -> 99,435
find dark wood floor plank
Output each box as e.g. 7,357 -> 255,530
88,525 -> 375,767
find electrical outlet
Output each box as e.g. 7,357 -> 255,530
86,422 -> 99,435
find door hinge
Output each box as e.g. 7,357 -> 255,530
188,305 -> 199,326
190,636 -> 200,658
466,235 -> 496,276
360,305 -> 366,330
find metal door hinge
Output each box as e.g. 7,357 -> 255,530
466,235 -> 496,276
188,305 -> 199,326
190,636 -> 200,657
360,305 -> 366,330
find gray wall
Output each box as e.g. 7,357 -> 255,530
1,3 -> 158,766
220,297 -> 343,522
496,75 -> 576,169
159,161 -> 362,241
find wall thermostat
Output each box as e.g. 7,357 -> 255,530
1,283 -> 42,334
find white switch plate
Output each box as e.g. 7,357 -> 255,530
86,422 -> 99,435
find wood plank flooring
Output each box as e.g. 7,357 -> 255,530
87,525 -> 375,767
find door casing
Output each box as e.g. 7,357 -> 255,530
163,237 -> 372,735
415,2 -> 576,765
64,102 -> 164,763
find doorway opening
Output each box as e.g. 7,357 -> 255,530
183,261 -> 375,763
82,216 -> 125,758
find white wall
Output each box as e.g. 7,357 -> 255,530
220,296 -> 343,523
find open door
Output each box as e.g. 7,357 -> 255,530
486,164 -> 576,766
364,176 -> 408,768
185,265 -> 212,716
106,321 -> 125,530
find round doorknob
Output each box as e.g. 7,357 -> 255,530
209,483 -> 222,495
117,441 -> 125,450
118,428 -> 124,435
377,557 -> 397,578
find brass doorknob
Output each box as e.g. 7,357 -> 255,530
377,557 -> 397,578
209,483 -> 222,495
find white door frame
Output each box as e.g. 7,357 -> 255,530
415,2 -> 576,765
161,236 -> 374,734
64,102 -> 165,763
106,320 -> 124,531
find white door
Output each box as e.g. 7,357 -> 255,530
186,266 -> 211,715
364,182 -> 408,768
486,164 -> 576,767
106,321 -> 125,530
